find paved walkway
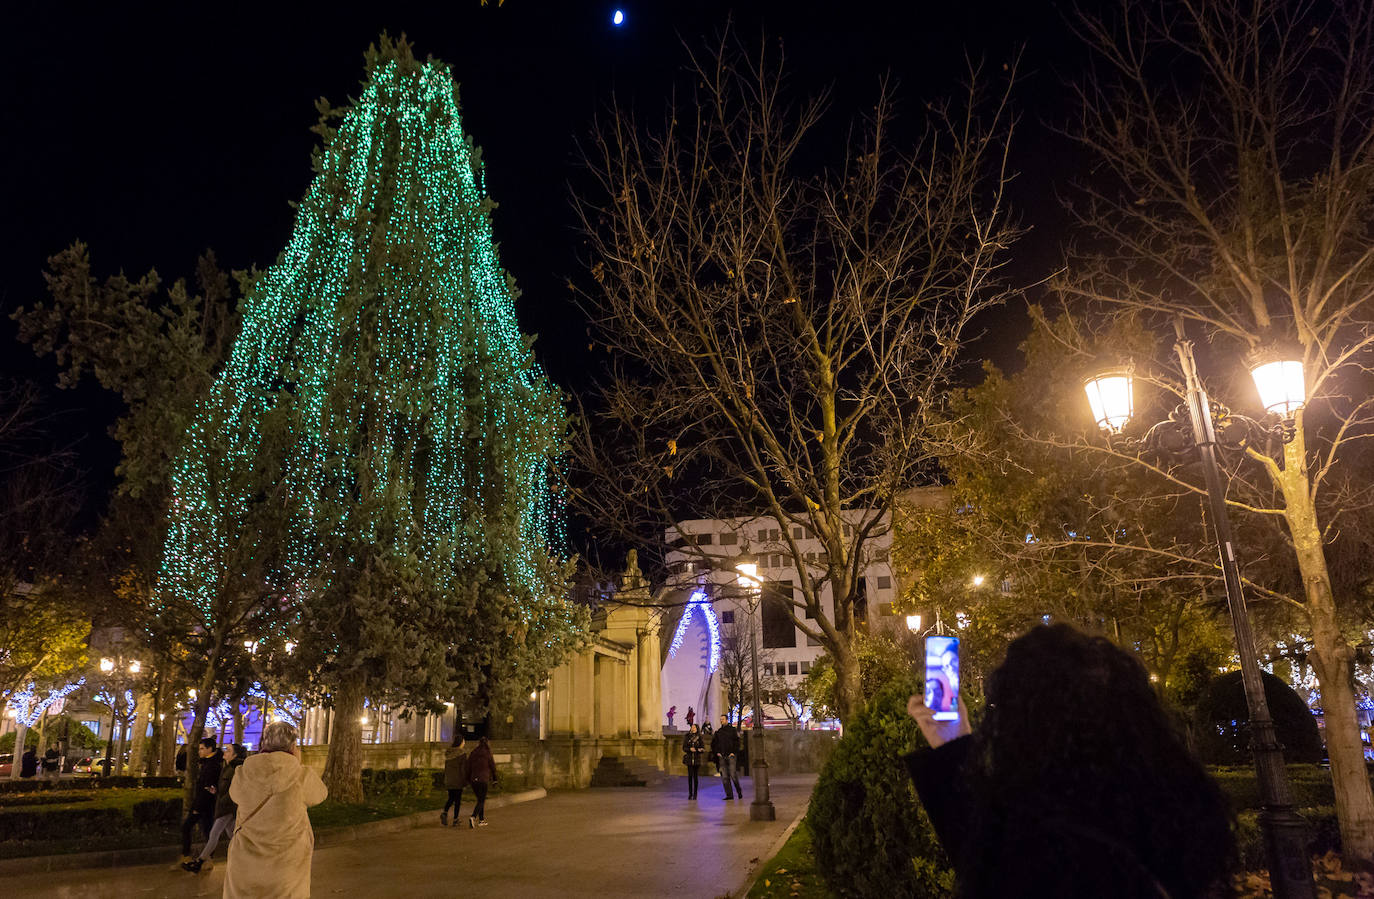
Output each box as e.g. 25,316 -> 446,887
10,773 -> 816,899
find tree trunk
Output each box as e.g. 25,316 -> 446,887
831,640 -> 863,725
323,672 -> 366,804
128,691 -> 152,775
1281,435 -> 1374,862
9,722 -> 27,780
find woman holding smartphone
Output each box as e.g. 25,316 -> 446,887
906,624 -> 1234,899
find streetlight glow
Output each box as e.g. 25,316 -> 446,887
905,614 -> 922,632
971,574 -> 986,587
128,660 -> 141,674
99,657 -> 115,674
1249,358 -> 1306,417
1083,369 -> 1134,433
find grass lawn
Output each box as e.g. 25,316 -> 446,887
747,820 -> 832,899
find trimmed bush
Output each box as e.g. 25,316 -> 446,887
131,797 -> 182,828
807,681 -> 953,898
0,806 -> 128,842
1194,671 -> 1324,765
1235,807 -> 1340,871
359,767 -> 439,798
0,775 -> 181,795
1209,764 -> 1338,811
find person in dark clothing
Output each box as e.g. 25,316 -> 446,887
19,747 -> 38,778
180,738 -> 224,863
465,736 -> 498,827
440,735 -> 468,826
41,744 -> 60,779
175,744 -> 188,773
682,724 -> 705,800
710,714 -> 743,799
184,743 -> 245,873
905,624 -> 1234,899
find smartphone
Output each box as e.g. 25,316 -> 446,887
924,635 -> 960,721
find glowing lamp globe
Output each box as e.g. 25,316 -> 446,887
1083,369 -> 1134,433
612,9 -> 624,25
905,614 -> 922,632
735,555 -> 760,590
1249,358 -> 1305,417
99,657 -> 115,674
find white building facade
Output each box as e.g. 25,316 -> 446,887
659,513 -> 901,727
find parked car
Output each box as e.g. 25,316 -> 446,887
0,753 -> 12,777
71,757 -> 99,774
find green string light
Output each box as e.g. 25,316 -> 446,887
159,52 -> 572,647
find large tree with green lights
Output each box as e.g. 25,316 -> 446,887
160,37 -> 584,801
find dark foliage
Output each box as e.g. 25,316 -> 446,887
1194,671 -> 1324,766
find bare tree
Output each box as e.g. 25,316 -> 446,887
1050,0 -> 1374,859
571,31 -> 1021,722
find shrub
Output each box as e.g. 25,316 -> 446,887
1234,807 -> 1339,871
359,767 -> 438,798
131,797 -> 182,828
1208,764 -> 1337,811
0,806 -> 128,842
807,681 -> 953,898
1194,672 -> 1324,765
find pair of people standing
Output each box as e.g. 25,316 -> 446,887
682,714 -> 743,800
440,734 -> 498,827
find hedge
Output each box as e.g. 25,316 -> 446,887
807,681 -> 953,898
1208,765 -> 1339,812
360,767 -> 443,798
0,775 -> 181,794
1195,671 -> 1324,766
0,796 -> 180,842
1234,807 -> 1340,871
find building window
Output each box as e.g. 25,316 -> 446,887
877,575 -> 892,589
788,662 -> 799,676
793,526 -> 805,540
721,610 -> 735,624
878,602 -> 894,616
763,662 -> 774,676
698,533 -> 714,546
762,581 -> 797,648
82,720 -> 101,736
719,532 -> 738,546
799,661 -> 810,674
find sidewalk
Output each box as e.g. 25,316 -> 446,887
8,773 -> 817,898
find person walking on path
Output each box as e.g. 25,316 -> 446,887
711,714 -> 743,800
682,724 -> 705,800
685,706 -> 695,728
19,746 -> 38,778
41,744 -> 60,780
224,721 -> 327,899
440,735 -> 468,826
183,743 -> 245,873
180,738 -> 223,864
465,736 -> 498,828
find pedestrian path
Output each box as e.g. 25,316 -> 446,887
10,773 -> 817,898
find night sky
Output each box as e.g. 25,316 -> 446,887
2,0 -> 1088,522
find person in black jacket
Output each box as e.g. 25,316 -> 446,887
440,735 -> 468,826
184,743 -> 245,873
681,724 -> 705,800
19,747 -> 38,778
710,714 -> 743,800
465,736 -> 498,827
905,624 -> 1234,899
180,738 -> 224,863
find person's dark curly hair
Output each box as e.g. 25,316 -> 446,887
962,624 -> 1234,898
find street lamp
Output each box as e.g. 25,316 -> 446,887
734,553 -> 776,822
1083,319 -> 1314,899
97,655 -> 141,778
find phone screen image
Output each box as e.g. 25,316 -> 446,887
924,635 -> 960,721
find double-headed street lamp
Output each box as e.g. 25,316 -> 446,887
98,655 -> 142,777
1082,319 -> 1314,899
732,553 -> 776,822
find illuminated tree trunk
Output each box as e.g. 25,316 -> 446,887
322,673 -> 365,804
1280,429 -> 1374,861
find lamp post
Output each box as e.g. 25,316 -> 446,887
98,655 -> 141,778
1083,319 -> 1314,899
734,554 -> 776,822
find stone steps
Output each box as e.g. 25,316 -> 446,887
589,753 -> 666,787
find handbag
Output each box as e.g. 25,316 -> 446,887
228,791 -> 274,848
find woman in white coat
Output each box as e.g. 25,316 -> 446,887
225,721 -> 328,898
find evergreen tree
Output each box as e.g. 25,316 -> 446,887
160,36 -> 583,801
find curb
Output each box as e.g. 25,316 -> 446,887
0,787 -> 546,877
733,808 -> 808,899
